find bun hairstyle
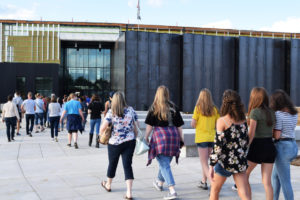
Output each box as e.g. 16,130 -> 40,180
220,89 -> 246,122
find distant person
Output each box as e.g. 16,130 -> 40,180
103,91 -> 114,117
79,96 -> 88,131
2,95 -> 20,142
13,91 -> 23,136
48,96 -> 61,142
34,93 -> 45,133
270,90 -> 298,200
209,90 -> 250,200
246,87 -> 276,200
88,94 -> 104,148
21,92 -> 36,137
45,97 -> 51,128
191,88 -> 219,190
59,97 -> 68,131
100,92 -> 138,200
60,93 -> 84,149
145,85 -> 184,200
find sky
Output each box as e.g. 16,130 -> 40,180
1,0 -> 300,32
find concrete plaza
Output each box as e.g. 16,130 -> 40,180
0,120 -> 300,200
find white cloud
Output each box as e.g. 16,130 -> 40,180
0,3 -> 38,20
200,19 -> 234,29
260,17 -> 300,33
147,0 -> 164,7
128,0 -> 136,8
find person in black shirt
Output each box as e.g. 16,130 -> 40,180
88,94 -> 104,148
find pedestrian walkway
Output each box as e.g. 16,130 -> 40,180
0,121 -> 299,200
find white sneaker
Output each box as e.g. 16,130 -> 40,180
164,192 -> 177,200
232,184 -> 238,191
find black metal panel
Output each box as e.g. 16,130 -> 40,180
148,33 -> 160,104
290,39 -> 300,106
238,37 -> 287,107
125,31 -> 181,110
182,34 -> 236,112
0,63 -> 59,103
125,31 -> 138,108
137,32 -> 149,110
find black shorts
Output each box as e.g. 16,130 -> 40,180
18,112 -> 22,123
247,137 -> 276,164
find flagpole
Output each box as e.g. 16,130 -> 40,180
137,0 -> 141,31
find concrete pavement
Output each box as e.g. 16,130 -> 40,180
0,121 -> 300,200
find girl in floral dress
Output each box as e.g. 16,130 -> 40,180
209,90 -> 250,200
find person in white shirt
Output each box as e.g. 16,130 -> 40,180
34,93 -> 45,133
21,92 -> 36,137
2,95 -> 20,142
48,96 -> 61,142
13,91 -> 23,136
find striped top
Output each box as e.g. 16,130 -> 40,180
274,111 -> 298,139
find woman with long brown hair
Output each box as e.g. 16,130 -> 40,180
145,85 -> 184,200
191,88 -> 219,190
270,90 -> 298,200
100,92 -> 138,200
246,87 -> 276,200
209,89 -> 250,200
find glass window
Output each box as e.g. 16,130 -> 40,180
35,77 -> 53,97
64,47 -> 111,97
67,49 -> 76,67
89,49 -> 97,68
16,77 -> 26,96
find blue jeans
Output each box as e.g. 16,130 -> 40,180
35,113 -> 44,125
272,140 -> 298,200
90,118 -> 101,135
156,155 -> 175,186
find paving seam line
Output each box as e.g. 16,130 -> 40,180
16,143 -> 43,200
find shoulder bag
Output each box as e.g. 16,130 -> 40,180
134,123 -> 149,155
99,123 -> 112,145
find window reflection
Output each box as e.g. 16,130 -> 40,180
63,47 -> 111,98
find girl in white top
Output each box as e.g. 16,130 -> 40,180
2,95 -> 20,142
48,96 -> 61,142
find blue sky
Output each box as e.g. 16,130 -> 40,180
1,0 -> 300,32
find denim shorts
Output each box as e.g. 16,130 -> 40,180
197,142 -> 214,148
214,163 -> 233,177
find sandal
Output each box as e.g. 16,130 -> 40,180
124,196 -> 133,200
101,181 -> 111,192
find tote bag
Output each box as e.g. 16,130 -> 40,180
135,126 -> 149,155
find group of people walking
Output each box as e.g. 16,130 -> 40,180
192,87 -> 298,200
98,86 -> 298,200
1,91 -> 108,149
1,85 -> 298,200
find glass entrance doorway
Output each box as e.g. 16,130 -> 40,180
62,45 -> 111,100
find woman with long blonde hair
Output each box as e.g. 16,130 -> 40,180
145,85 -> 184,200
100,92 -> 138,200
191,88 -> 219,190
246,87 -> 276,200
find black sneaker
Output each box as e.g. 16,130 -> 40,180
17,133 -> 21,136
29,134 -> 32,137
67,144 -> 71,147
74,143 -> 78,149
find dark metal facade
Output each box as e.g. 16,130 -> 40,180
125,31 -> 181,110
182,34 -> 237,112
0,63 -> 59,102
291,39 -> 300,105
239,37 -> 288,107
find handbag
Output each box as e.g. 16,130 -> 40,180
99,123 -> 112,145
135,125 -> 149,155
291,155 -> 300,166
